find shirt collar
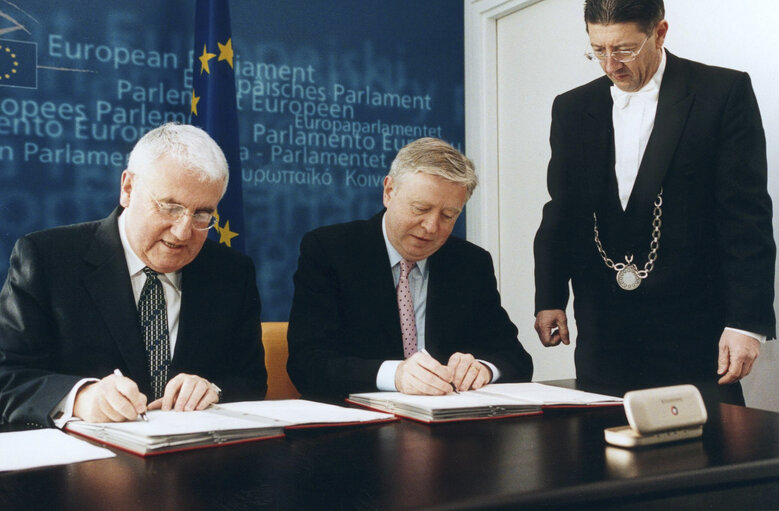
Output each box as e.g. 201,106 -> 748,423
381,213 -> 428,274
610,47 -> 667,107
118,210 -> 182,291
647,47 -> 666,92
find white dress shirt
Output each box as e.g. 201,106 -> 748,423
118,212 -> 183,354
611,49 -> 665,210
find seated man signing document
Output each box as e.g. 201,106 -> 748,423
0,123 -> 266,427
287,138 -> 533,399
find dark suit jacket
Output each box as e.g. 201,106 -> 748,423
0,208 -> 266,426
534,51 -> 775,388
287,212 -> 533,399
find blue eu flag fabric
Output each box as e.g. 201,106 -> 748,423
0,39 -> 37,89
191,0 -> 245,252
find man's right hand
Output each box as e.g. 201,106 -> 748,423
535,309 -> 570,346
394,351 -> 455,395
73,373 -> 148,422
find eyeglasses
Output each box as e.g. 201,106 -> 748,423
151,198 -> 217,231
585,34 -> 650,63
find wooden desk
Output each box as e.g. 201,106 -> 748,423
1,389 -> 778,510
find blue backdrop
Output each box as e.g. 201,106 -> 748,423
0,0 -> 465,320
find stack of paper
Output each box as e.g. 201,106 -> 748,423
66,399 -> 395,456
348,383 -> 622,423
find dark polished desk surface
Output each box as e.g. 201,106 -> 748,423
1,382 -> 778,511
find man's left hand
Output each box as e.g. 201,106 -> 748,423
447,353 -> 492,392
147,373 -> 221,411
717,330 -> 760,384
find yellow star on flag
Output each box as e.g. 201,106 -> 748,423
199,44 -> 216,74
191,90 -> 200,116
218,219 -> 239,247
217,38 -> 234,68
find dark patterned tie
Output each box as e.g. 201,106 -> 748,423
397,259 -> 418,358
138,267 -> 170,400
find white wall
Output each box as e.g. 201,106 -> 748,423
466,0 -> 779,411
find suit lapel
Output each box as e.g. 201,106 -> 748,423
625,52 -> 694,222
363,213 -> 405,356
173,250 -> 212,372
582,78 -> 620,211
425,249 -> 444,355
82,208 -> 150,391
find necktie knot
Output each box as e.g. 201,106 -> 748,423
399,259 -> 416,279
142,267 -> 159,279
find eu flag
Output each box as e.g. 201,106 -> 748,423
0,39 -> 37,89
191,0 -> 245,251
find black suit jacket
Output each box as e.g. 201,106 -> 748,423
0,208 -> 266,426
287,212 -> 533,399
534,51 -> 775,388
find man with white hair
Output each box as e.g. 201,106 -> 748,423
0,122 -> 266,426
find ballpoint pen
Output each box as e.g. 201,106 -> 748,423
113,369 -> 149,421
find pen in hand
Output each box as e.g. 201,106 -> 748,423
112,369 -> 149,421
420,349 -> 459,394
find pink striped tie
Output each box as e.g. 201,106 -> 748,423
397,259 -> 418,358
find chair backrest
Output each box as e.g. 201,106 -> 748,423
261,322 -> 300,400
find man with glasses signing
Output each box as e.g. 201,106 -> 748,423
0,123 -> 266,426
533,0 -> 774,404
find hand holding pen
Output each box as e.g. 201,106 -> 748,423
421,349 -> 459,394
446,353 -> 491,392
72,369 -> 149,423
394,349 -> 459,395
113,369 -> 149,421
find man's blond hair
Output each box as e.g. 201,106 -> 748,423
388,138 -> 478,199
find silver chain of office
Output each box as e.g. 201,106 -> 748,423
593,189 -> 663,290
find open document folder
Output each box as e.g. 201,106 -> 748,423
66,399 -> 395,456
347,383 -> 622,423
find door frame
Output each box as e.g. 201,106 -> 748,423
464,0 -> 543,280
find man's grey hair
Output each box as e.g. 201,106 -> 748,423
388,137 -> 478,199
584,0 -> 665,34
127,122 -> 229,197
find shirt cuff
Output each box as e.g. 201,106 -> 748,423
52,378 -> 99,428
479,360 -> 501,383
725,327 -> 766,344
376,360 -> 403,391
376,359 -> 501,391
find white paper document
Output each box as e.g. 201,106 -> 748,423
66,408 -> 286,455
0,429 -> 115,472
64,400 -> 395,456
75,408 -> 286,437
217,399 -> 396,426
477,383 -> 623,405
